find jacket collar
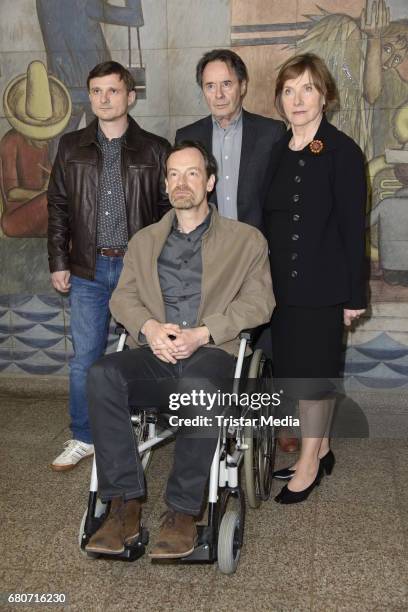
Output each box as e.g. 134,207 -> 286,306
284,114 -> 341,157
238,109 -> 257,194
79,115 -> 142,149
206,107 -> 250,129
150,203 -> 220,241
198,115 -> 214,157
266,115 -> 340,186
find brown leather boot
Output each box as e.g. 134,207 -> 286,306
85,497 -> 141,555
149,510 -> 197,559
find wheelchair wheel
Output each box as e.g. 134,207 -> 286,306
217,509 -> 241,574
78,498 -> 106,558
244,350 -> 276,508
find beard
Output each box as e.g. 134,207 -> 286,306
169,189 -> 197,209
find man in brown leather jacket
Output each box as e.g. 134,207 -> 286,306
47,61 -> 170,471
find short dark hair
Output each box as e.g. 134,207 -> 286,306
275,53 -> 339,119
196,49 -> 248,88
165,141 -> 218,180
87,61 -> 136,93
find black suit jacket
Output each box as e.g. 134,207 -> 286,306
264,115 -> 367,310
175,110 -> 286,231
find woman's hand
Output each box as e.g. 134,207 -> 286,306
344,309 -> 366,326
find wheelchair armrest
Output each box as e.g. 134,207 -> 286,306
239,330 -> 252,341
239,323 -> 269,346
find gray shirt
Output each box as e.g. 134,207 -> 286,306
212,110 -> 243,220
157,211 -> 211,329
96,125 -> 128,249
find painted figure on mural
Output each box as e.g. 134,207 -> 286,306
36,0 -> 144,134
0,1 -> 145,238
295,0 -> 408,159
369,155 -> 408,287
368,107 -> 408,287
0,61 -> 71,237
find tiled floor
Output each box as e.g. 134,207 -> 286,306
1,380 -> 407,611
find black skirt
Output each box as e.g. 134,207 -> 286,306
271,304 -> 344,399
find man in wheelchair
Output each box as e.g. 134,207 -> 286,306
85,141 -> 273,559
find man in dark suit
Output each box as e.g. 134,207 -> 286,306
176,49 -> 285,231
176,49 -> 298,452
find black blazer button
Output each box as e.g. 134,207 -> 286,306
294,175 -> 301,183
291,252 -> 298,260
292,233 -> 299,241
299,159 -> 306,167
291,270 -> 298,278
293,214 -> 300,222
292,194 -> 300,203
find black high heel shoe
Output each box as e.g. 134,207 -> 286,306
273,450 -> 335,481
320,449 -> 335,475
272,466 -> 296,480
274,464 -> 323,504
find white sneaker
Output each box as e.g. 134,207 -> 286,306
51,439 -> 94,471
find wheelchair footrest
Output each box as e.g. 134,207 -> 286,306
84,527 -> 149,562
114,528 -> 149,561
179,525 -> 216,564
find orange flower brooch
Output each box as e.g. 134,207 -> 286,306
309,139 -> 324,154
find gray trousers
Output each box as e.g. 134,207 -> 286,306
87,346 -> 235,516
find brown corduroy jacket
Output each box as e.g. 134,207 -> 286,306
110,205 -> 274,356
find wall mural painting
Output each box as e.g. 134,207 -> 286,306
232,0 -> 408,304
0,0 -> 145,239
0,61 -> 71,238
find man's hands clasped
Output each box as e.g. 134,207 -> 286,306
141,319 -> 210,364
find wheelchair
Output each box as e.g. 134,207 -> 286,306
78,328 -> 277,574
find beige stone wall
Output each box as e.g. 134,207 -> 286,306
1,0 -> 408,384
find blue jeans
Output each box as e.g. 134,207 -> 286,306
69,255 -> 123,443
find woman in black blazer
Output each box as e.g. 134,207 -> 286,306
265,53 -> 367,504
